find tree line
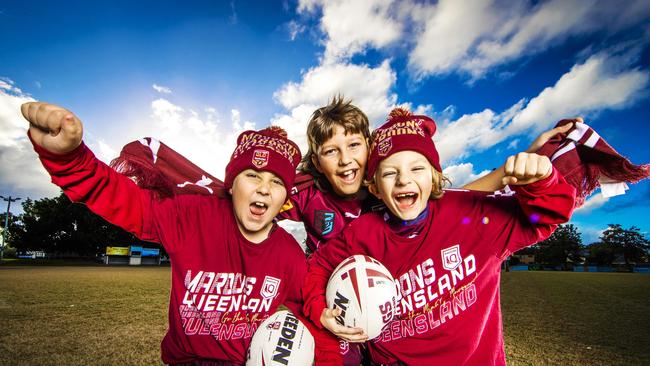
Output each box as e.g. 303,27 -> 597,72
511,224 -> 650,268
1,192 -> 158,258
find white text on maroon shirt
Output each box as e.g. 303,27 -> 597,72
377,251 -> 478,342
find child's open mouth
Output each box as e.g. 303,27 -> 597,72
394,192 -> 418,209
249,201 -> 268,217
337,169 -> 358,183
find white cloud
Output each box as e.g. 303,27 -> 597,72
574,193 -> 609,214
0,77 -> 24,95
434,54 -> 649,163
0,75 -> 265,206
407,0 -> 650,81
434,108 -> 502,163
272,60 -> 401,152
408,0 -> 506,80
152,84 -> 172,94
286,20 -> 306,41
298,0 -> 402,63
145,99 -> 254,179
270,103 -> 317,152
442,162 -> 491,188
274,60 -> 397,118
570,221 -> 606,244
88,139 -> 118,164
509,54 -> 650,135
507,139 -> 519,150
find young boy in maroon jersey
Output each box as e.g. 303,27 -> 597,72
302,108 -> 576,365
21,102 -> 338,365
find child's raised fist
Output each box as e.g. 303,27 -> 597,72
502,152 -> 552,186
21,102 -> 83,154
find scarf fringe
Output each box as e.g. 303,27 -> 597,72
110,155 -> 176,199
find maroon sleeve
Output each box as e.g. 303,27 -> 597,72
302,229 -> 356,328
30,134 -> 159,243
497,167 -> 576,256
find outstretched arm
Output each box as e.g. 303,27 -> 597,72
22,102 -> 158,243
461,121 -> 577,191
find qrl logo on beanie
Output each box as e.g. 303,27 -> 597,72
252,149 -> 269,169
366,108 -> 442,179
378,138 -> 392,157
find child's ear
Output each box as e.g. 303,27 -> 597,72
368,183 -> 381,199
310,153 -> 323,173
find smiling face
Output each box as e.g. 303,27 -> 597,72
312,125 -> 368,198
229,169 -> 287,243
369,150 -> 433,221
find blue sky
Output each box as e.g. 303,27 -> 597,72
1,0 -> 649,244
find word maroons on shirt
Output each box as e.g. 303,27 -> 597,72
179,270 -> 282,340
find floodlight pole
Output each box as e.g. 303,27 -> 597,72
0,195 -> 21,262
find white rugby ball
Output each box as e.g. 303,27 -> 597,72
246,310 -> 314,366
326,255 -> 397,339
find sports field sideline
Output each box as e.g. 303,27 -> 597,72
0,267 -> 648,365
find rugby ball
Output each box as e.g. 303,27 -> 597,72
246,310 -> 315,366
325,255 -> 397,339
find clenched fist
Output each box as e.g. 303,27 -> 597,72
502,152 -> 552,186
21,102 -> 83,154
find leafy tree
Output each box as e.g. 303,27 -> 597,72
586,242 -> 616,266
599,224 -> 650,265
13,193 -> 159,257
534,224 -> 583,268
0,211 -> 23,247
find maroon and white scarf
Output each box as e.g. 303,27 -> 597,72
110,137 -> 226,198
110,121 -> 650,208
536,119 -> 649,207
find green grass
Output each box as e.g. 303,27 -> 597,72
0,267 -> 647,365
0,266 -> 169,366
501,271 -> 650,366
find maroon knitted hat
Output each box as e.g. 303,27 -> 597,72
224,126 -> 301,195
367,108 -> 442,180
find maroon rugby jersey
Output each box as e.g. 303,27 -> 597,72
304,169 -> 575,365
278,178 -> 383,252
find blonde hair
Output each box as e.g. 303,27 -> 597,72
299,95 -> 370,191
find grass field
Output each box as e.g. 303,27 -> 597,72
0,267 -> 648,365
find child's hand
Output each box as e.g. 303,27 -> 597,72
502,152 -> 552,186
526,118 -> 582,153
21,102 -> 83,154
320,307 -> 368,343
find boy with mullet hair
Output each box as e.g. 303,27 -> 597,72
21,102 -> 338,366
302,107 -> 576,365
278,96 -> 375,254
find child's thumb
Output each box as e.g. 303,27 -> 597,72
501,176 -> 518,186
60,114 -> 82,138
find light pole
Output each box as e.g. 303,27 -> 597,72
0,195 -> 21,261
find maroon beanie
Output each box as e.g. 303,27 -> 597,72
367,108 -> 442,180
224,126 -> 301,195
